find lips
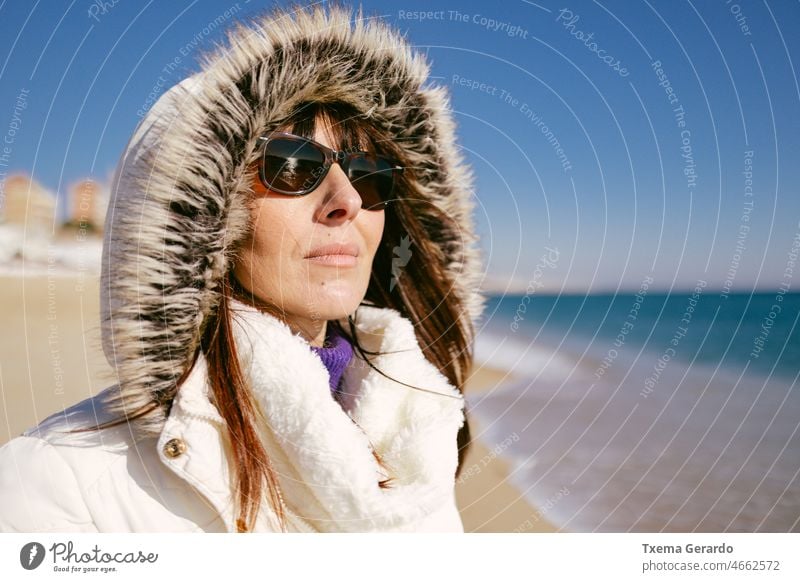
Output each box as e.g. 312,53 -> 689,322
304,242 -> 360,259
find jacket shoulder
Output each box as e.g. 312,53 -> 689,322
0,388 -> 141,533
0,435 -> 98,532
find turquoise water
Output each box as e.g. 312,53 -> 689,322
488,291 -> 800,380
468,291 -> 800,532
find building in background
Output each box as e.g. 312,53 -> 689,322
0,173 -> 106,270
0,173 -> 57,264
0,173 -> 56,233
63,178 -> 108,235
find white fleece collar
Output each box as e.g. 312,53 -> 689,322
218,299 -> 465,532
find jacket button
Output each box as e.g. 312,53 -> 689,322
163,438 -> 187,458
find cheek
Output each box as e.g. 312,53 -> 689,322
238,207 -> 285,277
247,202 -> 293,256
245,216 -> 270,258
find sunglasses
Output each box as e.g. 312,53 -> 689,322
256,131 -> 404,210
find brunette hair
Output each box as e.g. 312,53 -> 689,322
75,100 -> 475,533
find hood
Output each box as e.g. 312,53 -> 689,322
100,3 -> 485,436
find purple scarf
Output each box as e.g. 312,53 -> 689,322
309,323 -> 354,395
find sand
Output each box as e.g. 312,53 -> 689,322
458,365 -> 558,532
0,274 -> 556,532
0,274 -> 112,444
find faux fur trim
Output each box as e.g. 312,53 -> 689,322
100,3 -> 485,438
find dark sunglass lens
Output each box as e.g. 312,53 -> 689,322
262,138 -> 325,193
347,155 -> 397,209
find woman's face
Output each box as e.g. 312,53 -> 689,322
233,119 -> 385,343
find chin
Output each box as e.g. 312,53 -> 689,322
308,290 -> 367,320
315,301 -> 362,320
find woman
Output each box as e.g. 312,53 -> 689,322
0,3 -> 485,533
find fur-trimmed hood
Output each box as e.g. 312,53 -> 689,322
100,3 -> 485,435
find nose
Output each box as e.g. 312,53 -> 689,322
314,163 -> 362,222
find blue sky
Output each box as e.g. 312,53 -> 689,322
1,0 -> 798,293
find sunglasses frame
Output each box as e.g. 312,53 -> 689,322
256,131 -> 404,208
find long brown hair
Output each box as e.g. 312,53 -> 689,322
76,100 -> 475,533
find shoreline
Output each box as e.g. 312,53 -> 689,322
458,364 -> 558,532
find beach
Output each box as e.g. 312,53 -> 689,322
458,364 -> 558,532
0,274 -> 555,532
465,293 -> 800,532
0,274 -> 111,444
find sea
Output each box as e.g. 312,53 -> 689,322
469,290 -> 800,532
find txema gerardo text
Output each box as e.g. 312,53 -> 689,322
643,543 -> 734,554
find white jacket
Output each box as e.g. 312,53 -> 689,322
0,301 -> 465,533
